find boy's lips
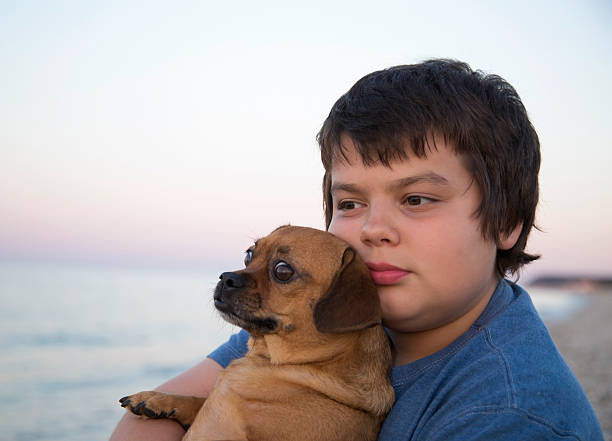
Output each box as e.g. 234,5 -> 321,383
366,262 -> 410,285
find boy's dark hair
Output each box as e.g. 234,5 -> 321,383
317,59 -> 540,278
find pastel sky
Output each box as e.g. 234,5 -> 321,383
1,0 -> 611,280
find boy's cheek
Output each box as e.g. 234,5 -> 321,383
327,219 -> 357,244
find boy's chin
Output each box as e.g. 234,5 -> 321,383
379,299 -> 425,331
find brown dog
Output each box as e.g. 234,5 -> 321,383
120,225 -> 394,441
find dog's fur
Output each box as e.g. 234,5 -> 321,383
120,225 -> 394,441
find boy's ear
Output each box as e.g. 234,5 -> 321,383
499,223 -> 522,250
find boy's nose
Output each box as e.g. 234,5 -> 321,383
360,209 -> 400,246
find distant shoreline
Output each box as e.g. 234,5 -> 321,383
529,276 -> 612,293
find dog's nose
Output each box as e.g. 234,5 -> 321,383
219,272 -> 246,289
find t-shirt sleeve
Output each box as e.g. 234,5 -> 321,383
207,329 -> 250,368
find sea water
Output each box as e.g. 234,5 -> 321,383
0,262 -> 238,441
0,263 -> 587,441
528,286 -> 587,323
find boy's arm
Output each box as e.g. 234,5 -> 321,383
109,357 -> 224,441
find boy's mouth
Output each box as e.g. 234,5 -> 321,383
366,262 -> 410,285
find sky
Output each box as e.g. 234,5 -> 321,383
1,0 -> 611,281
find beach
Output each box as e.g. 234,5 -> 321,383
543,289 -> 612,440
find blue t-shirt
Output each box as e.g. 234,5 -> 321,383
207,280 -> 604,440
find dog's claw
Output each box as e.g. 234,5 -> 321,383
143,407 -> 158,418
132,401 -> 146,415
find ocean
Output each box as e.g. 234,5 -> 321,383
0,262 -> 587,441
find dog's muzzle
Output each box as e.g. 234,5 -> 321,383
214,272 -> 246,313
214,272 -> 278,333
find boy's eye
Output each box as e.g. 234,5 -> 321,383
337,200 -> 364,210
404,195 -> 434,206
244,249 -> 254,266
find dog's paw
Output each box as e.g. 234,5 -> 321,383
119,391 -> 198,431
119,391 -> 177,420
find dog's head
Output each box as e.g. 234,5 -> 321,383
213,225 -> 381,337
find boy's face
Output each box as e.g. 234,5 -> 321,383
328,136 -> 510,334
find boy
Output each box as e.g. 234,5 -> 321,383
110,59 -> 603,440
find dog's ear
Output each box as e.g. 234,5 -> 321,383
314,248 -> 381,333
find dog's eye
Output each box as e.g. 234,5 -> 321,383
244,249 -> 254,267
273,261 -> 294,282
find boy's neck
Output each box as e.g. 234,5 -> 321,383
387,278 -> 499,366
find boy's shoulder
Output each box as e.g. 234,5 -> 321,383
380,281 -> 603,441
